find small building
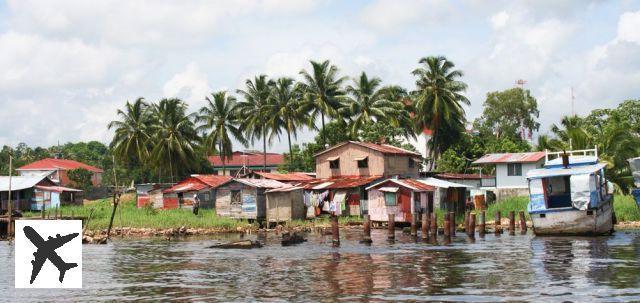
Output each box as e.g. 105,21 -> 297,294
17,158 -> 104,187
472,151 -> 546,201
0,173 -> 82,212
135,183 -> 174,208
265,185 -> 306,223
216,179 -> 287,220
419,178 -> 472,214
301,175 -> 382,217
162,175 -> 232,210
314,141 -> 422,179
366,178 -> 435,223
248,171 -> 314,183
435,173 -> 496,209
208,151 -> 284,176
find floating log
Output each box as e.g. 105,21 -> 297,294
519,211 -> 527,234
281,232 -> 307,246
509,211 -> 516,236
208,240 -> 262,249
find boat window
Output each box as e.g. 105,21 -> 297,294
545,176 -> 572,208
507,163 -> 522,176
384,192 -> 397,206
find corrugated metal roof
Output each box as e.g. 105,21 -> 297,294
191,175 -> 233,188
472,152 -> 546,164
366,178 -> 435,192
163,175 -> 232,193
35,185 -> 82,193
301,175 -> 382,190
208,152 -> 284,167
253,172 -> 314,181
314,141 -> 421,157
435,173 -> 495,180
0,173 -> 51,191
233,178 -> 287,189
418,177 -> 473,188
17,158 -> 104,173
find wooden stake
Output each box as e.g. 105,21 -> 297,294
387,213 -> 395,240
421,212 -> 429,240
430,212 -> 437,240
464,210 -> 470,234
444,212 -> 451,237
331,214 -> 340,247
519,211 -> 527,234
469,213 -> 476,238
362,214 -> 372,244
495,211 -> 502,234
479,210 -> 486,236
449,212 -> 456,236
410,213 -> 418,238
508,211 -> 516,236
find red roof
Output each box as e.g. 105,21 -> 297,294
472,152 -> 545,164
18,158 -> 103,173
301,175 -> 382,190
208,151 -> 284,167
435,173 -> 495,180
253,172 -> 314,181
315,141 -> 421,157
399,178 -> 436,191
163,175 -> 231,193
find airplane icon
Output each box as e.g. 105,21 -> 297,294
23,225 -> 79,284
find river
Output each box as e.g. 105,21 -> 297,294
2,228 -> 640,302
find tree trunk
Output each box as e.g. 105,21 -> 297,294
287,129 -> 293,172
321,112 -> 326,148
263,128 -> 267,172
220,141 -> 226,176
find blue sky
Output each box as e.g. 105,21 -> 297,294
0,0 -> 639,152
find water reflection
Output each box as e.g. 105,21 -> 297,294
1,230 -> 639,302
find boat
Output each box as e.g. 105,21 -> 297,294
526,149 -> 614,236
629,157 -> 640,208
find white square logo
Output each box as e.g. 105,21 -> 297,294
14,220 -> 83,288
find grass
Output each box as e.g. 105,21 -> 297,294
22,194 -> 250,231
613,195 -> 640,222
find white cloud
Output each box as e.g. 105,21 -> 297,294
359,0 -> 452,31
163,63 -> 212,108
616,10 -> 640,43
490,11 -> 509,29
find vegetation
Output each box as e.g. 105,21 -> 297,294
67,168 -> 93,190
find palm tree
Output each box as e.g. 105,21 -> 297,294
299,60 -> 346,147
342,72 -> 407,136
267,77 -> 312,171
148,98 -> 200,182
237,75 -> 275,171
196,91 -> 247,176
411,56 -> 469,169
108,97 -> 150,164
550,115 -> 592,150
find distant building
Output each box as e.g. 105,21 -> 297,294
161,175 -> 232,210
403,128 -> 433,169
17,158 -> 103,187
207,151 -> 284,177
472,151 -> 546,200
0,173 -> 82,212
314,141 -> 422,179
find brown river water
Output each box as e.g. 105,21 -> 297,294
2,228 -> 640,302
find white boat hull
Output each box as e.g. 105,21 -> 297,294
530,201 -> 613,236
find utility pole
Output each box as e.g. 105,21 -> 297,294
7,148 -> 13,238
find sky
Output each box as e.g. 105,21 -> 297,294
1,0 -> 639,153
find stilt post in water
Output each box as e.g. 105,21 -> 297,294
495,211 -> 502,234
508,211 -> 516,236
449,212 -> 456,236
410,213 -> 418,238
387,214 -> 395,240
332,214 -> 340,247
444,212 -> 451,238
519,211 -> 527,234
421,211 -> 429,240
479,210 -> 486,236
464,210 -> 470,234
362,214 -> 372,244
469,213 -> 476,238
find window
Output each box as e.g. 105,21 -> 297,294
507,163 -> 522,176
357,158 -> 368,168
409,158 -> 415,168
231,190 -> 241,205
384,192 -> 397,206
330,159 -> 340,169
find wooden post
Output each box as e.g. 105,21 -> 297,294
508,211 -> 516,236
387,214 -> 395,240
464,210 -> 470,234
107,193 -> 120,239
410,213 -> 418,238
519,211 -> 527,234
495,211 -> 502,234
469,213 -> 476,238
443,212 -> 451,238
479,210 -> 486,236
421,212 -> 429,240
430,212 -> 437,240
362,214 -> 372,244
449,212 -> 456,236
331,214 -> 340,247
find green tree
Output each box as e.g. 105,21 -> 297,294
237,75 -> 275,171
475,87 -> 540,140
67,168 -> 94,190
411,56 -> 469,169
196,91 -> 247,176
299,59 -> 346,147
148,98 -> 200,182
268,77 -> 312,171
342,72 -> 406,136
107,98 -> 151,165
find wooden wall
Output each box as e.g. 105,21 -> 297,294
315,143 -> 420,178
216,181 -> 262,220
266,189 -> 305,222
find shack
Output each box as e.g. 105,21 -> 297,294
301,175 -> 381,217
366,178 -> 435,223
162,175 -> 232,210
0,173 -> 82,212
419,177 -> 472,214
216,179 -> 287,220
265,185 -> 306,223
135,183 -> 174,208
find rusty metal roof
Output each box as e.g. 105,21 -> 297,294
18,158 -> 103,173
233,178 -> 288,189
472,152 -> 545,164
366,178 -> 435,192
314,141 -> 421,158
301,175 -> 382,190
163,175 -> 232,193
